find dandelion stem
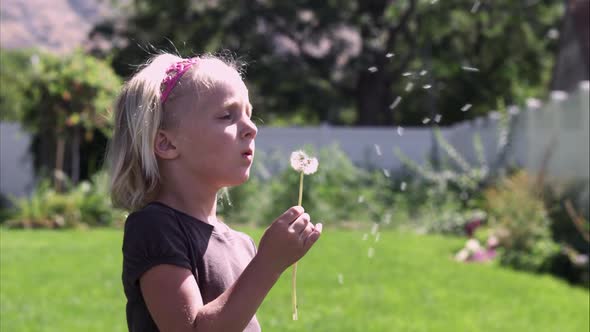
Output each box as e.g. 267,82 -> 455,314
292,171 -> 304,320
298,172 -> 304,206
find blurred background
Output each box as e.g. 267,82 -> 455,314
1,1 -> 589,331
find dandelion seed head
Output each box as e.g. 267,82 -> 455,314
405,82 -> 414,92
422,117 -> 431,124
402,72 -> 413,77
368,66 -> 378,73
385,52 -> 395,58
290,150 -> 319,174
423,84 -> 432,89
383,169 -> 390,177
420,70 -> 428,76
434,114 -> 442,123
400,181 -> 407,191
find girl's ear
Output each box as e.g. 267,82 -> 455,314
154,130 -> 179,159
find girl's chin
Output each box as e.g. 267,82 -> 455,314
225,171 -> 251,187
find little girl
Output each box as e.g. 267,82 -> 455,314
107,53 -> 322,332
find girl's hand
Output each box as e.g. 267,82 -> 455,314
257,206 -> 322,273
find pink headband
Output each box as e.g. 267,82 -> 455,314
160,57 -> 199,104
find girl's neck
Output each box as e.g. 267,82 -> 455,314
155,182 -> 219,225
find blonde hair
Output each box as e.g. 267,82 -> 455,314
107,52 -> 243,211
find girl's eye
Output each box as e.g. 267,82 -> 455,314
219,114 -> 232,120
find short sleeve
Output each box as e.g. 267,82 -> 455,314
122,210 -> 193,287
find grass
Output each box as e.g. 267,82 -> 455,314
1,227 -> 588,332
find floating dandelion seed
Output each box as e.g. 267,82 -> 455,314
386,52 -> 395,58
375,233 -> 381,242
383,213 -> 392,225
420,70 -> 428,76
289,150 -> 319,321
550,90 -> 568,101
368,66 -> 378,73
471,1 -> 481,13
434,114 -> 442,123
461,104 -> 473,112
358,195 -> 365,203
389,96 -> 402,110
547,28 -> 559,40
402,72 -> 413,77
488,112 -> 501,120
422,117 -> 431,124
374,144 -> 382,156
423,84 -> 432,89
371,223 -> 379,235
362,233 -> 369,241
397,126 -> 404,136
405,82 -> 414,92
383,169 -> 390,177
400,181 -> 407,191
461,66 -> 480,72
526,98 -> 542,109
368,247 -> 375,258
431,0 -> 438,4
337,274 -> 344,285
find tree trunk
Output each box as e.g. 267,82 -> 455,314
71,127 -> 80,184
356,70 -> 391,126
55,135 -> 65,192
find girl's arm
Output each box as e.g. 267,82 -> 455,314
140,206 -> 322,332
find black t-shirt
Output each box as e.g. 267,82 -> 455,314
122,202 -> 261,331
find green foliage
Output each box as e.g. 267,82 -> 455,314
220,145 -> 396,227
484,171 -> 561,272
103,0 -> 563,125
0,49 -> 40,121
2,171 -> 126,229
2,48 -> 120,135
0,48 -> 121,182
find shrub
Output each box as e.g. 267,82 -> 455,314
484,171 -> 560,272
2,171 -> 126,229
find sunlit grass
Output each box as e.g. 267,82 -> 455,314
1,228 -> 588,332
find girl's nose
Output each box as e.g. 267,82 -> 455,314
241,116 -> 258,139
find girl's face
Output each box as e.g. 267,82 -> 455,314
171,73 -> 257,189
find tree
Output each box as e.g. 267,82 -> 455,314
0,49 -> 121,188
96,0 -> 563,126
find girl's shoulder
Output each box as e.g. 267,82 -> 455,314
123,202 -> 182,236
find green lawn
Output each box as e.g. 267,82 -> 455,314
1,227 -> 588,332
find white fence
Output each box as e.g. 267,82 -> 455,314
1,82 -> 588,198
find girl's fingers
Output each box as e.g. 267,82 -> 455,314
289,213 -> 310,234
276,206 -> 304,225
303,223 -> 322,249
